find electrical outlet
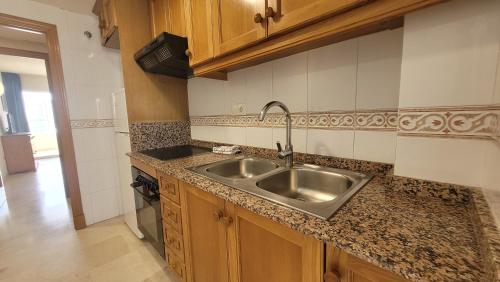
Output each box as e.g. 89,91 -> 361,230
232,103 -> 246,115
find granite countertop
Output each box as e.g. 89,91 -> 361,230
128,151 -> 499,282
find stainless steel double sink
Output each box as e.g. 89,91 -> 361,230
188,157 -> 372,219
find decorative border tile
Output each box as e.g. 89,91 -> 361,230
190,109 -> 398,131
398,105 -> 500,140
70,119 -> 114,129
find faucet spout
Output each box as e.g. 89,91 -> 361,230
259,101 -> 293,168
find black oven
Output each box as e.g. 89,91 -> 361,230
131,166 -> 165,258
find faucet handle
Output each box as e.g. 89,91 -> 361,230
276,141 -> 283,152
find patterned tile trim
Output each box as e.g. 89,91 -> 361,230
190,109 -> 398,131
398,105 -> 500,140
70,119 -> 114,129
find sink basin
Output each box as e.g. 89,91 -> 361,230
205,157 -> 279,179
256,168 -> 353,203
188,158 -> 372,219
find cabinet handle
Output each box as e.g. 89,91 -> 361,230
213,210 -> 223,221
253,13 -> 263,23
185,49 -> 191,57
220,216 -> 233,226
324,271 -> 340,282
265,7 -> 275,18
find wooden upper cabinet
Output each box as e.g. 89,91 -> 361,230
93,0 -> 119,49
179,182 -> 229,282
148,0 -> 169,38
225,203 -> 323,282
211,0 -> 267,56
325,245 -> 409,282
266,0 -> 370,36
184,0 -> 214,66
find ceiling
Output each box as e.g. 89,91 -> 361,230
0,25 -> 46,43
0,54 -> 47,76
29,0 -> 95,15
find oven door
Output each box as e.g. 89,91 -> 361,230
132,184 -> 165,258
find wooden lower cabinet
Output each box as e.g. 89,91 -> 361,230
225,203 -> 323,282
325,245 -> 409,282
179,181 -> 322,282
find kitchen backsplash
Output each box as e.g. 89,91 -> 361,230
129,120 -> 191,152
188,0 -> 500,194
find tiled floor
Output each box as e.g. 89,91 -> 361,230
0,158 -> 175,282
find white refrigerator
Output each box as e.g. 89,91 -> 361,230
112,88 -> 143,238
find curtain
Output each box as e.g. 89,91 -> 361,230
1,72 -> 29,133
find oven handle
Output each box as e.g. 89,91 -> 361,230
130,182 -> 157,203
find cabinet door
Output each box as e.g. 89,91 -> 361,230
267,0 -> 369,36
325,245 -> 409,282
212,0 -> 267,56
179,181 -> 229,282
226,203 -> 323,282
102,0 -> 118,38
148,0 -> 169,38
148,0 -> 186,38
185,0 -> 214,66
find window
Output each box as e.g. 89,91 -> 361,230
22,91 -> 56,134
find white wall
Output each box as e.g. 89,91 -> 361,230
0,0 -> 124,225
189,28 -> 403,164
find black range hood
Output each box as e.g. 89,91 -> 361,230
134,32 -> 193,79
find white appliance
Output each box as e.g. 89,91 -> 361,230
112,88 -> 143,238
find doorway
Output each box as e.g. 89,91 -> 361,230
0,13 -> 85,229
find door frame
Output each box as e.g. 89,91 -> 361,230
0,13 -> 86,229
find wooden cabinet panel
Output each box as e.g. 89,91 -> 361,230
325,245 -> 409,282
166,251 -> 187,281
226,203 -> 323,282
168,0 -> 187,37
161,196 -> 183,233
179,181 -> 229,282
93,0 -> 119,49
266,0 -> 369,36
148,0 -> 169,38
212,0 -> 267,56
185,0 -> 214,66
159,173 -> 180,204
148,0 -> 186,38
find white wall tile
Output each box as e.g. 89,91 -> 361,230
394,136 -> 488,187
222,127 -> 246,145
308,39 -> 357,112
188,77 -> 226,116
272,53 -> 308,113
495,49 -> 500,104
246,127 -> 273,149
67,83 -> 116,120
72,128 -> 116,162
307,129 -> 354,159
273,128 -> 307,153
399,0 -> 500,108
76,158 -> 119,195
357,28 -> 402,110
354,131 -> 397,163
245,62 -> 273,114
191,126 -> 225,143
224,69 -> 248,114
90,188 -> 121,223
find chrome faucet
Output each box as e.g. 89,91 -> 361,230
259,101 -> 293,168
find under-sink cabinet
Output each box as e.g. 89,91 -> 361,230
152,164 -> 410,282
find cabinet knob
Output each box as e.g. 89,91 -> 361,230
185,49 -> 192,57
254,13 -> 263,23
324,271 -> 340,282
213,210 -> 223,221
220,216 -> 233,226
265,7 -> 275,18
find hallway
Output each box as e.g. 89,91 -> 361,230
0,158 -> 174,282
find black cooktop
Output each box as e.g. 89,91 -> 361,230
140,145 -> 211,161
